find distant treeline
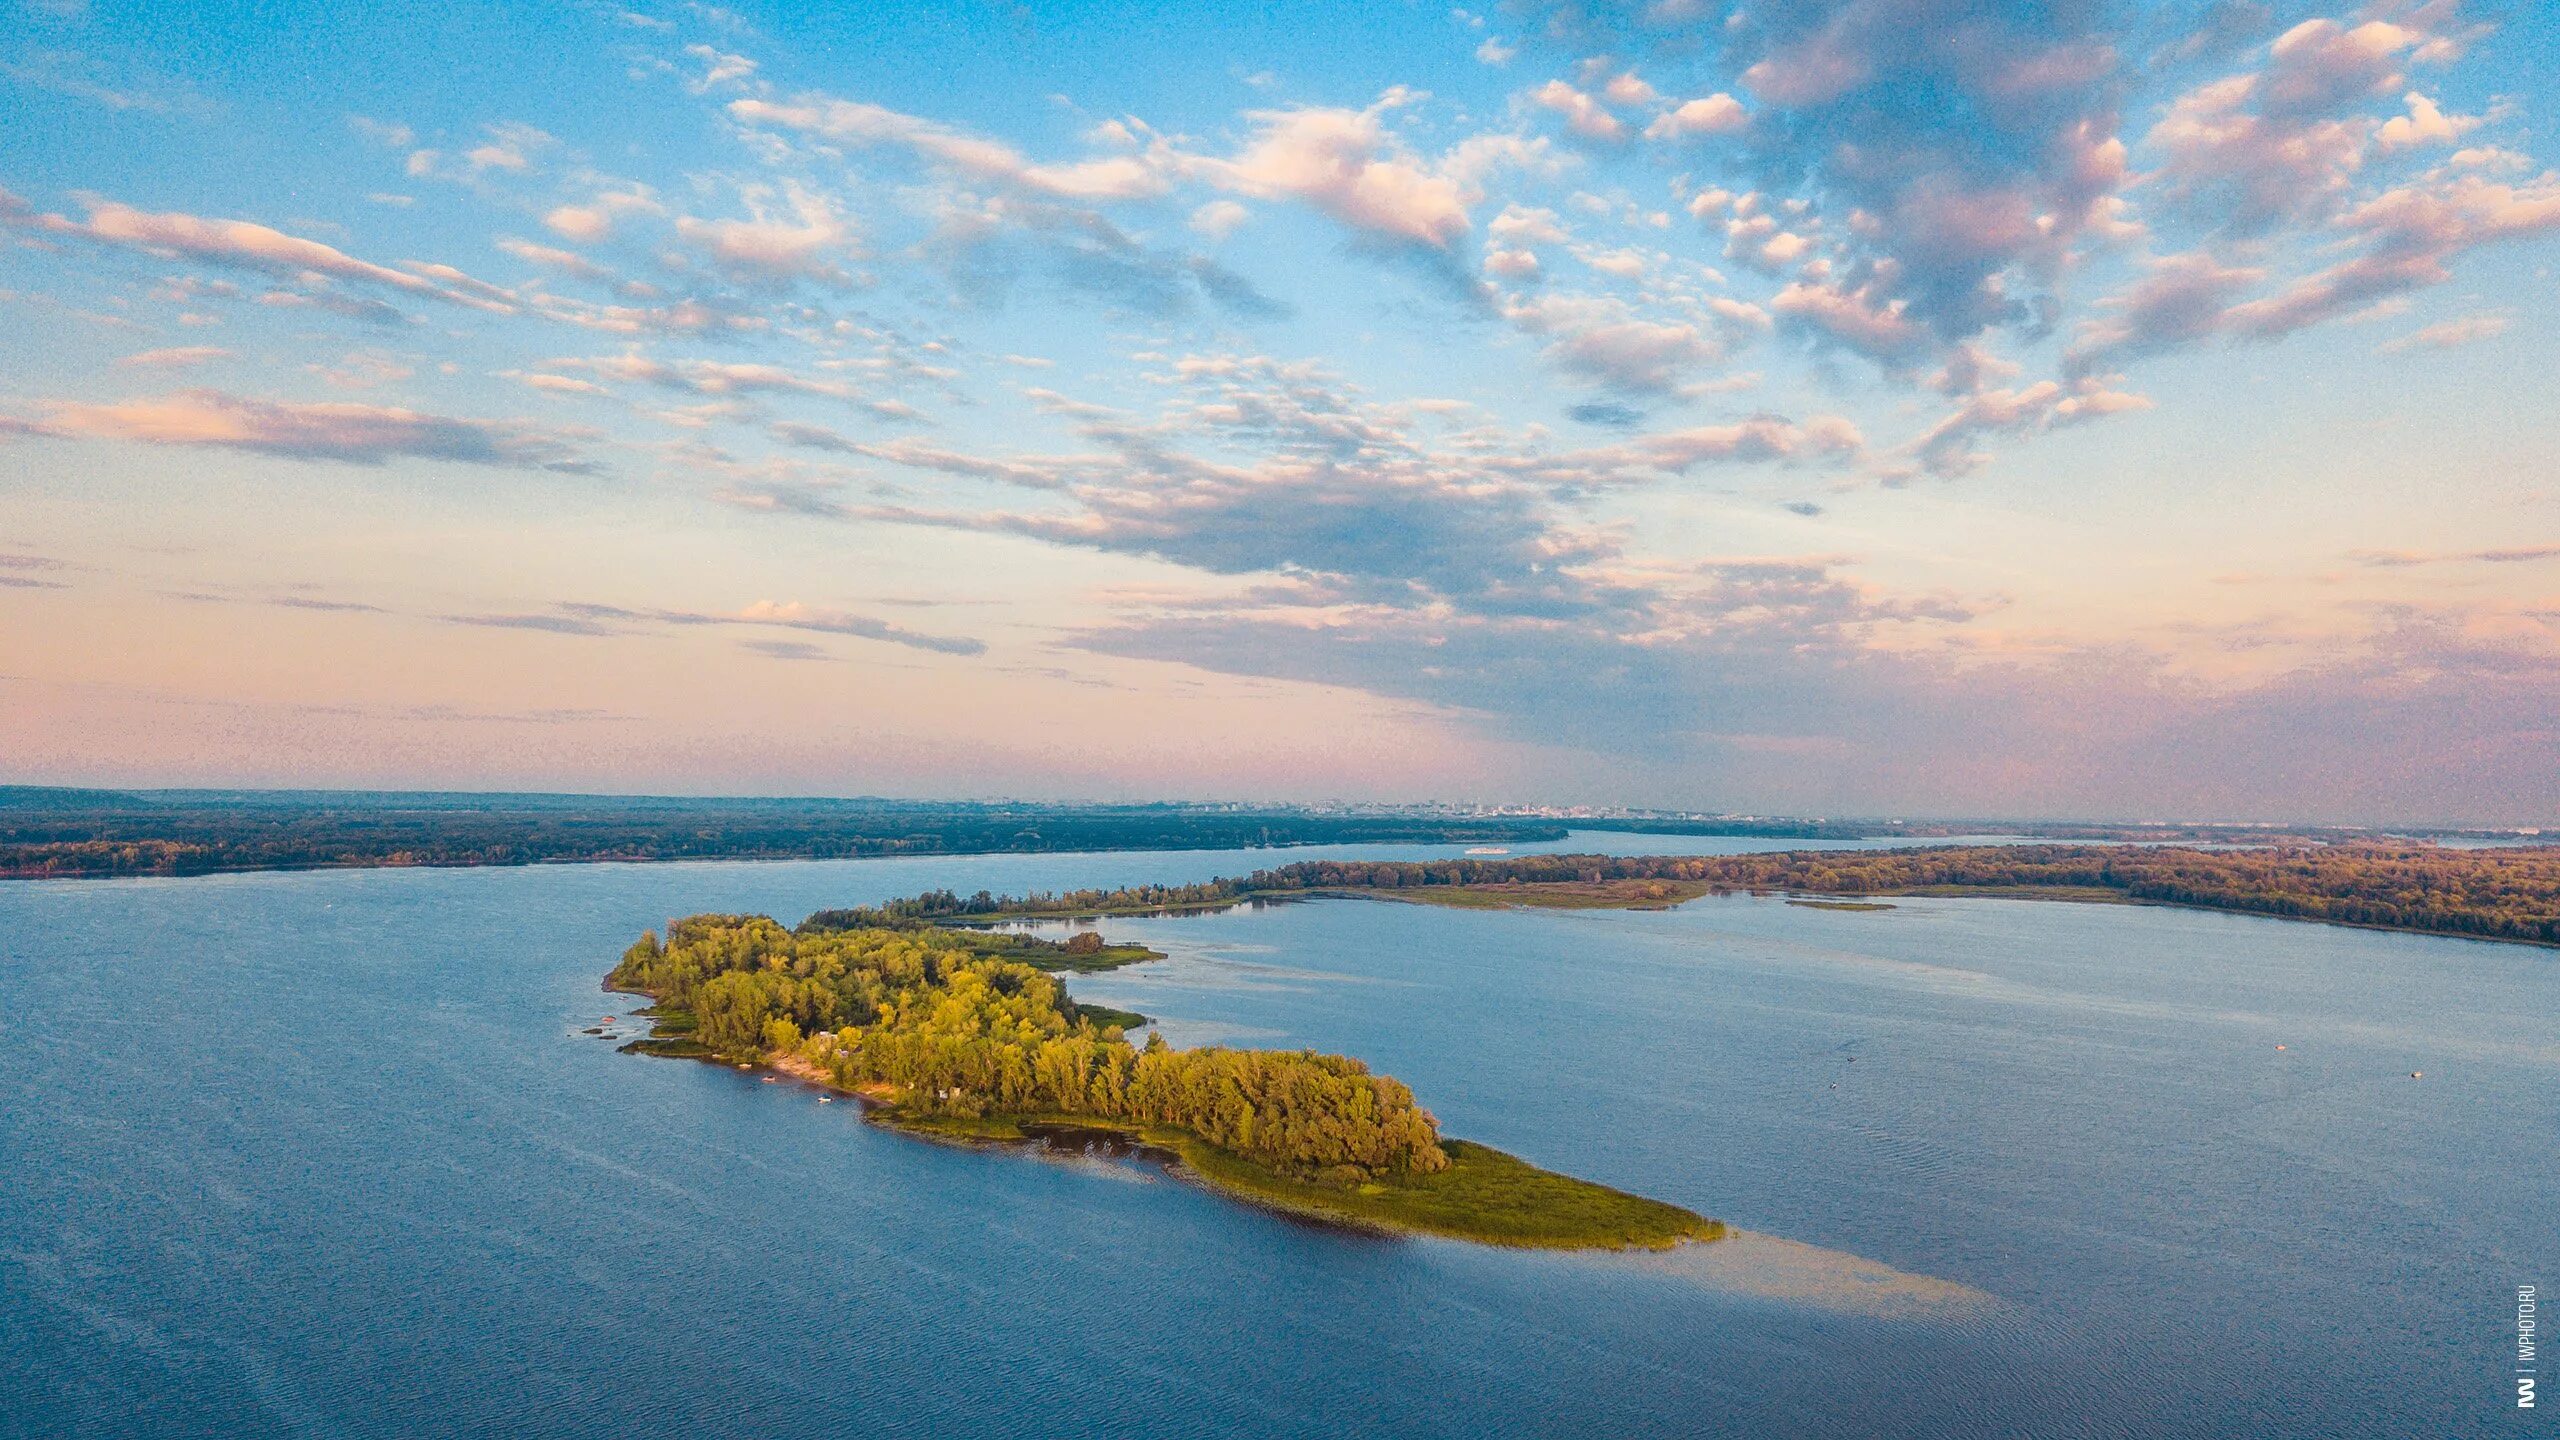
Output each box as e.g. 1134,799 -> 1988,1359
0,789 -> 1568,879
808,844 -> 2560,947
611,916 -> 1448,1182
3,784 -> 2536,881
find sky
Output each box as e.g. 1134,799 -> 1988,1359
1,0 -> 2555,823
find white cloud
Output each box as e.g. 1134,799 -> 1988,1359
463,122 -> 555,174
1189,199 -> 1250,240
1912,375 -> 2152,476
1772,276 -> 1929,366
2375,92 -> 2481,152
732,94 -> 1173,200
542,188 -> 661,244
3,188 -> 516,315
1501,291 -> 1750,394
1530,80 -> 1626,143
347,115 -> 414,149
26,388 -> 594,470
1602,73 -> 1657,107
115,345 -> 229,369
2378,311 -> 2509,353
682,42 -> 758,93
1644,93 -> 1748,141
1189,99 -> 1482,249
1489,204 -> 1570,247
673,182 -> 859,286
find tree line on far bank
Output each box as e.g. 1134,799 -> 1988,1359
802,843 -> 2560,947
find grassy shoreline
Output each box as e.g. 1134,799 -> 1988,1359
611,996 -> 1722,1252
755,1054 -> 1719,1249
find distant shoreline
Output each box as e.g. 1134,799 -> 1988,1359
1361,879 -> 2560,951
12,783 -> 2537,883
812,845 -> 2560,953
0,790 -> 1857,882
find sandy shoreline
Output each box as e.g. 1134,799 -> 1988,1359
763,1050 -> 899,1106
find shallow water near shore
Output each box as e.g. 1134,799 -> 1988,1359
2,831 -> 2551,1438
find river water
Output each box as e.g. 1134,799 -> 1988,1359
2,833 -> 2549,1438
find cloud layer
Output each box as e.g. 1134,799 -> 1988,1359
1,0 -> 2554,819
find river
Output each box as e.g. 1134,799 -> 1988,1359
2,833 -> 2548,1437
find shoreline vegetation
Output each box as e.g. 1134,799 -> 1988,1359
808,843 -> 2560,949
0,786 -> 1861,881
5,783 -> 2540,882
605,914 -> 1721,1250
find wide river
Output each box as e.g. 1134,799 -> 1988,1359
2,833 -> 2551,1438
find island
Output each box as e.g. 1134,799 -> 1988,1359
802,842 -> 2560,948
606,912 -> 1722,1251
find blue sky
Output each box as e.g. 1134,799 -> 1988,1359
2,0 -> 2555,822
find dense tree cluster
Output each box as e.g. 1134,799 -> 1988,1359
610,916 -> 1448,1181
811,844 -> 2560,947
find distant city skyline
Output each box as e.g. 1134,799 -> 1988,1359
3,0 -> 2555,823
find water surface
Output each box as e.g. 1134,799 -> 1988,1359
2,833 -> 2549,1438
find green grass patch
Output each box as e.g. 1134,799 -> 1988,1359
882,1112 -> 1033,1142
1171,1136 -> 1722,1250
863,1107 -> 1715,1249
1068,1000 -> 1149,1032
619,1035 -> 715,1058
1038,944 -> 1162,973
930,928 -> 1166,973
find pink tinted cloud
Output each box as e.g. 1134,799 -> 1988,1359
115,345 -> 230,368
730,96 -> 1172,201
6,190 -> 519,314
1530,80 -> 1628,143
1193,106 -> 1471,248
31,389 -> 596,471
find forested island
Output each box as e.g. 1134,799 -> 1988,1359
605,914 -> 1720,1250
806,843 -> 2560,948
